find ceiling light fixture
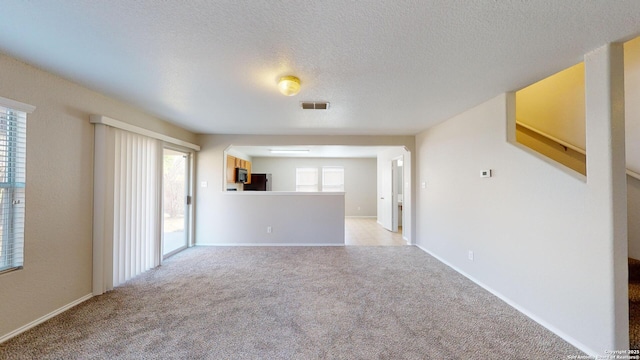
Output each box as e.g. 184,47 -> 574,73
278,76 -> 301,96
269,149 -> 310,154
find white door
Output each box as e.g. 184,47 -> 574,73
391,159 -> 399,232
378,158 -> 393,231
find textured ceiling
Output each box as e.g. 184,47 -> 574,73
1,1 -> 640,135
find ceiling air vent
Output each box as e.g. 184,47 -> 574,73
301,102 -> 330,110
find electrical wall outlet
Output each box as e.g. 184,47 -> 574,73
480,170 -> 492,178
267,226 -> 272,234
468,251 -> 474,261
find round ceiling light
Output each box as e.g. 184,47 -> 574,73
278,76 -> 301,96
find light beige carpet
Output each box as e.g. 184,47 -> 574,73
0,246 -> 582,359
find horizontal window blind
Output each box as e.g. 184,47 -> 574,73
322,167 -> 344,192
296,168 -> 318,192
0,105 -> 27,273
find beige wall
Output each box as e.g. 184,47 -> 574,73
624,37 -> 640,259
516,62 -> 586,149
625,36 -> 640,174
629,176 -> 640,260
0,53 -> 196,340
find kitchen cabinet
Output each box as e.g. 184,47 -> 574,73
245,161 -> 251,184
226,155 -> 235,183
226,154 -> 252,184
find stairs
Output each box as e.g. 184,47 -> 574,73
629,258 -> 640,349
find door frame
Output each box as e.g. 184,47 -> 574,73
161,144 -> 195,260
391,155 -> 404,233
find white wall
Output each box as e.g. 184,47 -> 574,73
195,134 -> 415,245
0,53 -> 196,340
416,84 -> 623,355
251,157 -> 377,217
515,37 -> 640,259
201,192 -> 344,245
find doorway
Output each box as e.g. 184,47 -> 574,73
376,148 -> 411,243
392,156 -> 404,236
380,155 -> 404,234
162,148 -> 191,258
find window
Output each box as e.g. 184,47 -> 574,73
296,168 -> 318,192
0,97 -> 32,274
322,166 -> 344,192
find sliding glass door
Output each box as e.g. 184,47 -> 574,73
162,148 -> 190,258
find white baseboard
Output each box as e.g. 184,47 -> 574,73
414,244 -> 598,357
195,243 -> 344,247
0,293 -> 93,344
345,216 -> 377,219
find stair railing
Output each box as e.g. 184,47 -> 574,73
516,120 -> 640,181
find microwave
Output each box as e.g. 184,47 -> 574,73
236,167 -> 248,183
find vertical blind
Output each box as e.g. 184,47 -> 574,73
112,129 -> 161,287
0,104 -> 27,273
92,115 -> 197,295
93,125 -> 162,294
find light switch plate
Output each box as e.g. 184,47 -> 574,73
480,170 -> 492,178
